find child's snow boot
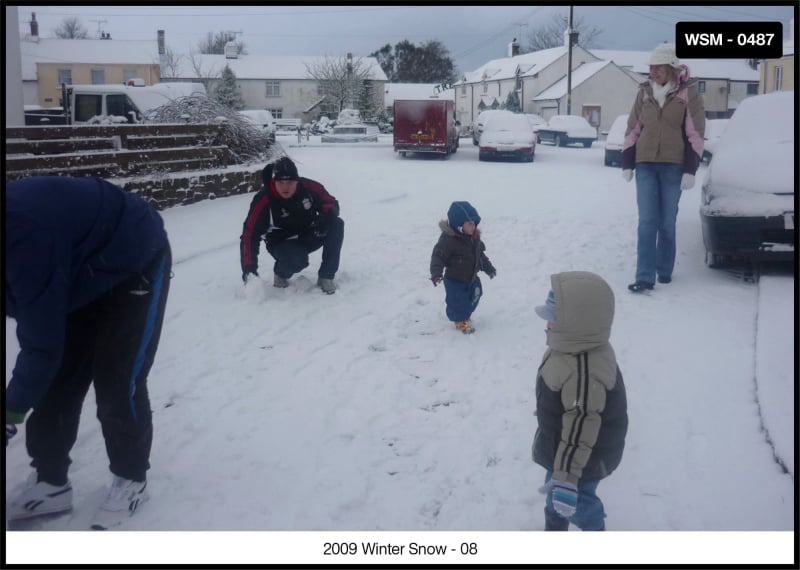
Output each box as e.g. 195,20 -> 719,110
544,507 -> 569,531
454,320 -> 475,334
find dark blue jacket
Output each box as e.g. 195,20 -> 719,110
5,177 -> 168,416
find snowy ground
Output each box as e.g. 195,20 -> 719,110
5,133 -> 795,565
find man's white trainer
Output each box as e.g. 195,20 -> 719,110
90,475 -> 149,530
7,473 -> 73,520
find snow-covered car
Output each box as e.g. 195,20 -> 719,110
524,113 -> 547,134
700,91 -> 794,267
321,123 -> 378,143
238,109 -> 277,142
603,114 -> 628,167
478,113 -> 536,162
702,118 -> 731,163
471,109 -> 513,145
536,115 -> 597,148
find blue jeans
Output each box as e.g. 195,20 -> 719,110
634,162 -> 683,284
544,471 -> 606,531
443,275 -> 482,322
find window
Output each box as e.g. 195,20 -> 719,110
91,69 -> 105,84
265,80 -> 280,97
267,108 -> 282,119
697,81 -> 706,93
746,83 -> 758,95
515,74 -> 523,90
74,94 -> 102,122
582,105 -> 601,128
461,85 -> 466,96
106,94 -> 139,123
123,69 -> 138,82
774,66 -> 783,91
482,82 -> 488,94
57,69 -> 72,86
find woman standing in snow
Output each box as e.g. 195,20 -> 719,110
621,43 -> 705,292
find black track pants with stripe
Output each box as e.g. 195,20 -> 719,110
26,244 -> 172,485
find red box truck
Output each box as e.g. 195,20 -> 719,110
393,99 -> 459,157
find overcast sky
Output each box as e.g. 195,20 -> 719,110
17,4 -> 797,74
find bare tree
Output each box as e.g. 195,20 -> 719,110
160,47 -> 184,79
525,14 -> 603,52
304,55 -> 376,115
197,31 -> 247,55
53,17 -> 89,39
187,50 -> 223,91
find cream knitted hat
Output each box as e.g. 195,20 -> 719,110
649,43 -> 681,68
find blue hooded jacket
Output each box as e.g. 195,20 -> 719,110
5,177 -> 168,416
447,201 -> 481,234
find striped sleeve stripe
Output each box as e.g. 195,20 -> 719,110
241,195 -> 269,266
558,353 -> 590,474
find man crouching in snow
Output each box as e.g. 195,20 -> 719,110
240,156 -> 344,294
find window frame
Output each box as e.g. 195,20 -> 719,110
265,80 -> 280,97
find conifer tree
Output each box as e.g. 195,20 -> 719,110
213,65 -> 244,110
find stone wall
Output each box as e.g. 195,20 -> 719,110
114,166 -> 264,210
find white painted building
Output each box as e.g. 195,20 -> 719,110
172,52 -> 388,123
455,39 -> 763,132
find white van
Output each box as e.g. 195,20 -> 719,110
66,82 -> 206,124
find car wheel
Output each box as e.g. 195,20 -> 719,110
399,151 -> 406,157
583,141 -> 591,148
705,250 -> 730,268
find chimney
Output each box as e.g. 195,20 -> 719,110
30,12 -> 38,37
508,38 -> 520,57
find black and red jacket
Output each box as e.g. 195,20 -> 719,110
240,177 -> 339,273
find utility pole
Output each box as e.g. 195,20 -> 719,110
90,19 -> 107,39
566,6 -> 573,115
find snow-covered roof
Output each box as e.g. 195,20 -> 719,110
383,83 -> 454,105
590,49 -> 759,81
533,60 -> 613,101
478,95 -> 502,108
461,46 -> 569,84
183,54 -> 388,82
19,38 -> 158,81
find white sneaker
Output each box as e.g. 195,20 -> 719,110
317,277 -> 336,294
90,476 -> 149,530
8,472 -> 73,520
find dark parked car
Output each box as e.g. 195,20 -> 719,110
478,113 -> 536,162
536,115 -> 597,148
700,91 -> 794,267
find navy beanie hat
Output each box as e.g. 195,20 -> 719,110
263,156 -> 299,183
273,156 -> 299,180
447,201 -> 481,233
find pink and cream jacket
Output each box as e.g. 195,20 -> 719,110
621,64 -> 705,175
